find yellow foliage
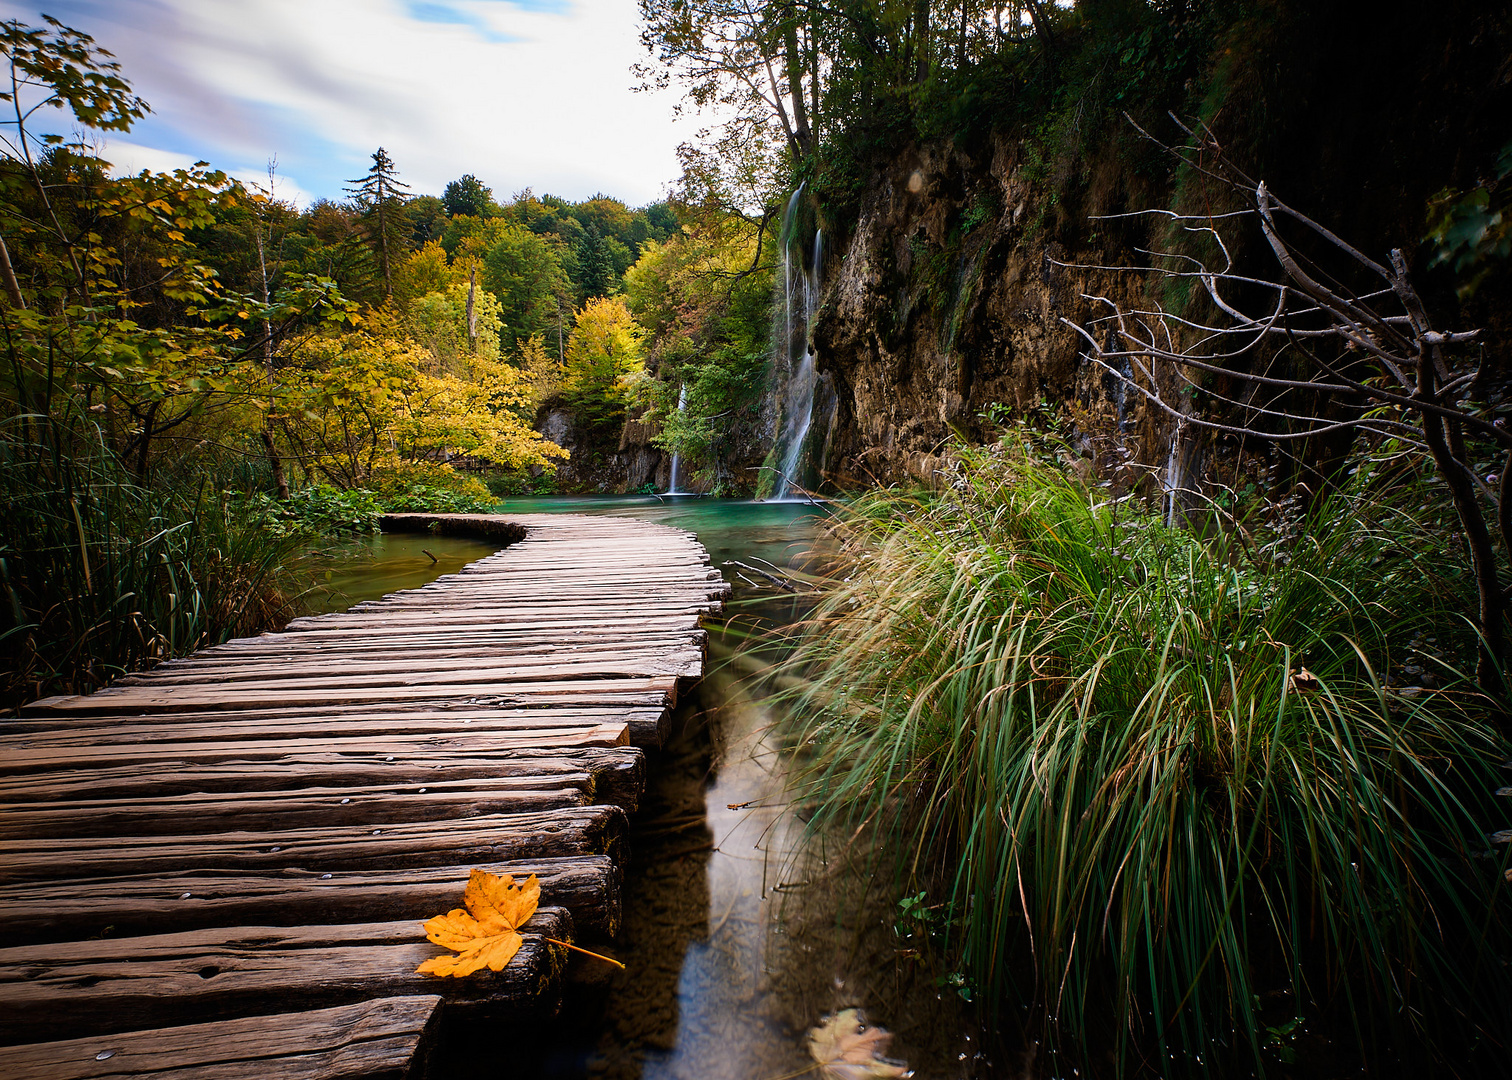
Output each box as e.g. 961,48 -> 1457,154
417,869 -> 540,977
566,295 -> 644,387
392,241 -> 463,310
278,328 -> 566,486
517,332 -> 559,407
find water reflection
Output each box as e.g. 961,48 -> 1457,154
302,533 -> 501,612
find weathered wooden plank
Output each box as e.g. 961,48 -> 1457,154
0,776 -> 593,840
127,638 -> 707,683
20,675 -> 678,717
0,912 -> 572,1044
0,805 -> 628,883
110,648 -> 704,691
0,746 -> 646,812
0,995 -> 444,1080
4,703 -> 656,741
193,625 -> 708,660
0,855 -> 622,944
0,724 -> 634,775
211,613 -> 705,645
279,604 -> 722,633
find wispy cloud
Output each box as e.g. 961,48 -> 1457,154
0,0 -> 688,206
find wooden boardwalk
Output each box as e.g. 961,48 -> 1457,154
0,512 -> 729,1080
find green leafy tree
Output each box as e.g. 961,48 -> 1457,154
477,220 -> 573,349
624,216 -> 773,488
407,194 -> 447,246
442,173 -> 495,218
577,222 -> 617,298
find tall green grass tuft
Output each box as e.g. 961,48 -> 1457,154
1,417 -> 306,709
783,443 -> 1510,1074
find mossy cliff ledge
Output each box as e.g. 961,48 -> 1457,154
814,137 -> 1162,488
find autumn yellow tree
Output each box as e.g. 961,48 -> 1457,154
561,295 -> 645,434
517,332 -> 559,408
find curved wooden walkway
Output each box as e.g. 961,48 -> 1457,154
0,512 -> 728,1080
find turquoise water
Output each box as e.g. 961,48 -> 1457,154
489,494 -> 832,586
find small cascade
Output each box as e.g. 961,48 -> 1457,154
666,383 -> 688,494
1163,413 -> 1203,528
1163,424 -> 1185,528
770,185 -> 824,501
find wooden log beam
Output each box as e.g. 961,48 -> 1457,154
0,855 -> 622,944
0,724 -> 635,776
0,776 -> 594,840
20,676 -> 679,718
0,747 -> 646,813
0,805 -> 629,884
0,912 -> 572,1045
0,995 -> 444,1080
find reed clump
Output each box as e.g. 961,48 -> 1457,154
783,442 -> 1510,1075
1,418 -> 306,710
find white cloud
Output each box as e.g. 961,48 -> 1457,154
99,138 -> 318,207
0,0 -> 692,206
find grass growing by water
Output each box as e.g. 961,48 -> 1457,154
0,418 -> 306,709
783,443 -> 1510,1075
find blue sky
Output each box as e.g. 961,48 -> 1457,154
0,0 -> 688,206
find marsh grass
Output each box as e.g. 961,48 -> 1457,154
1,417 -> 306,708
783,443 -> 1510,1074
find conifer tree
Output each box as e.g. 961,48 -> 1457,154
578,223 -> 616,299
346,147 -> 411,300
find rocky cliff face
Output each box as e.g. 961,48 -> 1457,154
541,407 -> 676,494
813,135 -> 1166,489
811,2 -> 1511,496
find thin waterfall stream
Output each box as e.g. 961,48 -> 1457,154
769,186 -> 824,502
666,384 -> 688,495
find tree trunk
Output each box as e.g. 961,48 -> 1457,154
782,8 -> 812,160
377,194 -> 392,300
253,216 -> 288,500
913,0 -> 931,84
1023,0 -> 1057,68
466,265 -> 478,353
0,232 -> 26,310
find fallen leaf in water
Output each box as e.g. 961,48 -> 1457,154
807,1008 -> 911,1079
416,869 -> 539,977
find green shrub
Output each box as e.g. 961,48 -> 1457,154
380,484 -> 497,514
783,442 -> 1510,1074
246,485 -> 382,537
364,460 -> 492,501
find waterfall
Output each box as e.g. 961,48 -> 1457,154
666,383 -> 687,495
770,184 -> 823,501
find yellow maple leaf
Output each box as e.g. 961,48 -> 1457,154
807,1009 -> 912,1080
416,869 -> 539,977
